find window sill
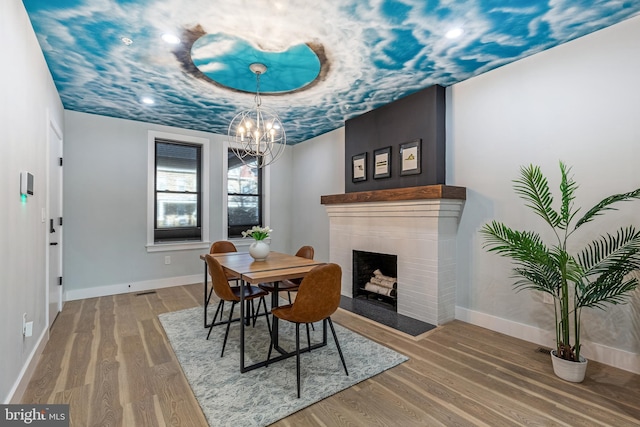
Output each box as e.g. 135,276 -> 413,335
146,241 -> 211,253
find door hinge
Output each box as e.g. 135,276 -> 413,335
58,276 -> 63,286
59,217 -> 63,226
59,157 -> 63,166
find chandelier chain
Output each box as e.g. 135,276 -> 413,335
254,72 -> 262,107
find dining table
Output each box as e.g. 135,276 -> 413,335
200,250 -> 327,373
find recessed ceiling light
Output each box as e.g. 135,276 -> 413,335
161,33 -> 181,44
445,28 -> 464,39
141,96 -> 155,105
120,37 -> 133,46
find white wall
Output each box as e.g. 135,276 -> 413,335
448,15 -> 640,368
63,111 -> 293,298
1,1 -> 64,402
290,128 -> 345,262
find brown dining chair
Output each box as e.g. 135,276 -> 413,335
208,241 -> 240,324
259,245 -> 316,346
266,263 -> 348,398
205,254 -> 271,357
259,245 -> 314,303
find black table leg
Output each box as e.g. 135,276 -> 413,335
240,278 -> 246,372
271,282 -> 280,351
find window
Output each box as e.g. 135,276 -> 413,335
155,140 -> 202,241
227,150 -> 262,238
147,131 -> 209,251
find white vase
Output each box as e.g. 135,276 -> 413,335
550,350 -> 588,383
249,240 -> 270,261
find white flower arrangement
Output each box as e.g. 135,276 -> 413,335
241,225 -> 272,241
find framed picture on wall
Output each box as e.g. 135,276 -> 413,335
352,152 -> 367,182
400,139 -> 421,176
373,146 -> 391,179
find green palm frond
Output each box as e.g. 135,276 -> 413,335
513,164 -> 561,228
548,247 -> 584,284
480,221 -> 550,264
512,262 -> 561,294
578,275 -> 639,310
558,161 -> 579,230
564,255 -> 585,286
575,188 -> 640,229
482,221 -> 561,294
577,226 -> 640,276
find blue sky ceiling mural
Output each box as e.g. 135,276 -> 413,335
23,0 -> 640,144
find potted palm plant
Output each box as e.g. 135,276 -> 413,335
481,161 -> 640,382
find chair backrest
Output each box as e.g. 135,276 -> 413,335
204,254 -> 236,301
295,245 -> 314,260
210,241 -> 237,254
289,263 -> 341,324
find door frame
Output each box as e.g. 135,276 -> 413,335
46,111 -> 63,329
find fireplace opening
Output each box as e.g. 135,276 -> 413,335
353,250 -> 397,311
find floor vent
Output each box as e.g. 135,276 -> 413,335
536,346 -> 552,354
136,290 -> 157,296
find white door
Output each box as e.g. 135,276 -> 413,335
48,118 -> 63,328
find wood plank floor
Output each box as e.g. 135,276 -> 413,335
22,283 -> 640,426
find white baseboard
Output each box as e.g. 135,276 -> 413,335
64,274 -> 203,301
6,328 -> 48,404
455,306 -> 640,375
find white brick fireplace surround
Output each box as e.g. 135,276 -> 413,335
322,186 -> 466,326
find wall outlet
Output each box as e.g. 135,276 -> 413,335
25,321 -> 33,337
164,256 -> 171,265
543,293 -> 554,304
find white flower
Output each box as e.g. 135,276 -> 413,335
241,225 -> 272,240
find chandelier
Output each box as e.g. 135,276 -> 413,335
228,63 -> 286,168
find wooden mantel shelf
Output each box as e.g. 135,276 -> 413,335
320,185 -> 466,205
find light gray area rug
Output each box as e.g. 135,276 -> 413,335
158,305 -> 408,427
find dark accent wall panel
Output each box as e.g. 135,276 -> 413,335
344,85 -> 446,193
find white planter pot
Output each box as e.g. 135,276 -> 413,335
550,350 -> 588,383
249,240 -> 270,261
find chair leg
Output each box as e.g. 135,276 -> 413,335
221,302 -> 236,358
212,299 -> 224,323
287,291 -> 292,304
206,311 -> 217,340
305,323 -> 311,352
206,285 -> 214,307
327,317 -> 348,376
296,323 -> 301,398
207,287 -> 226,323
266,314 -> 275,367
253,297 -> 271,334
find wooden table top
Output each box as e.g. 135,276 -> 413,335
201,251 -> 324,284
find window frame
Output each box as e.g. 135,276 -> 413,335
147,131 -> 210,252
